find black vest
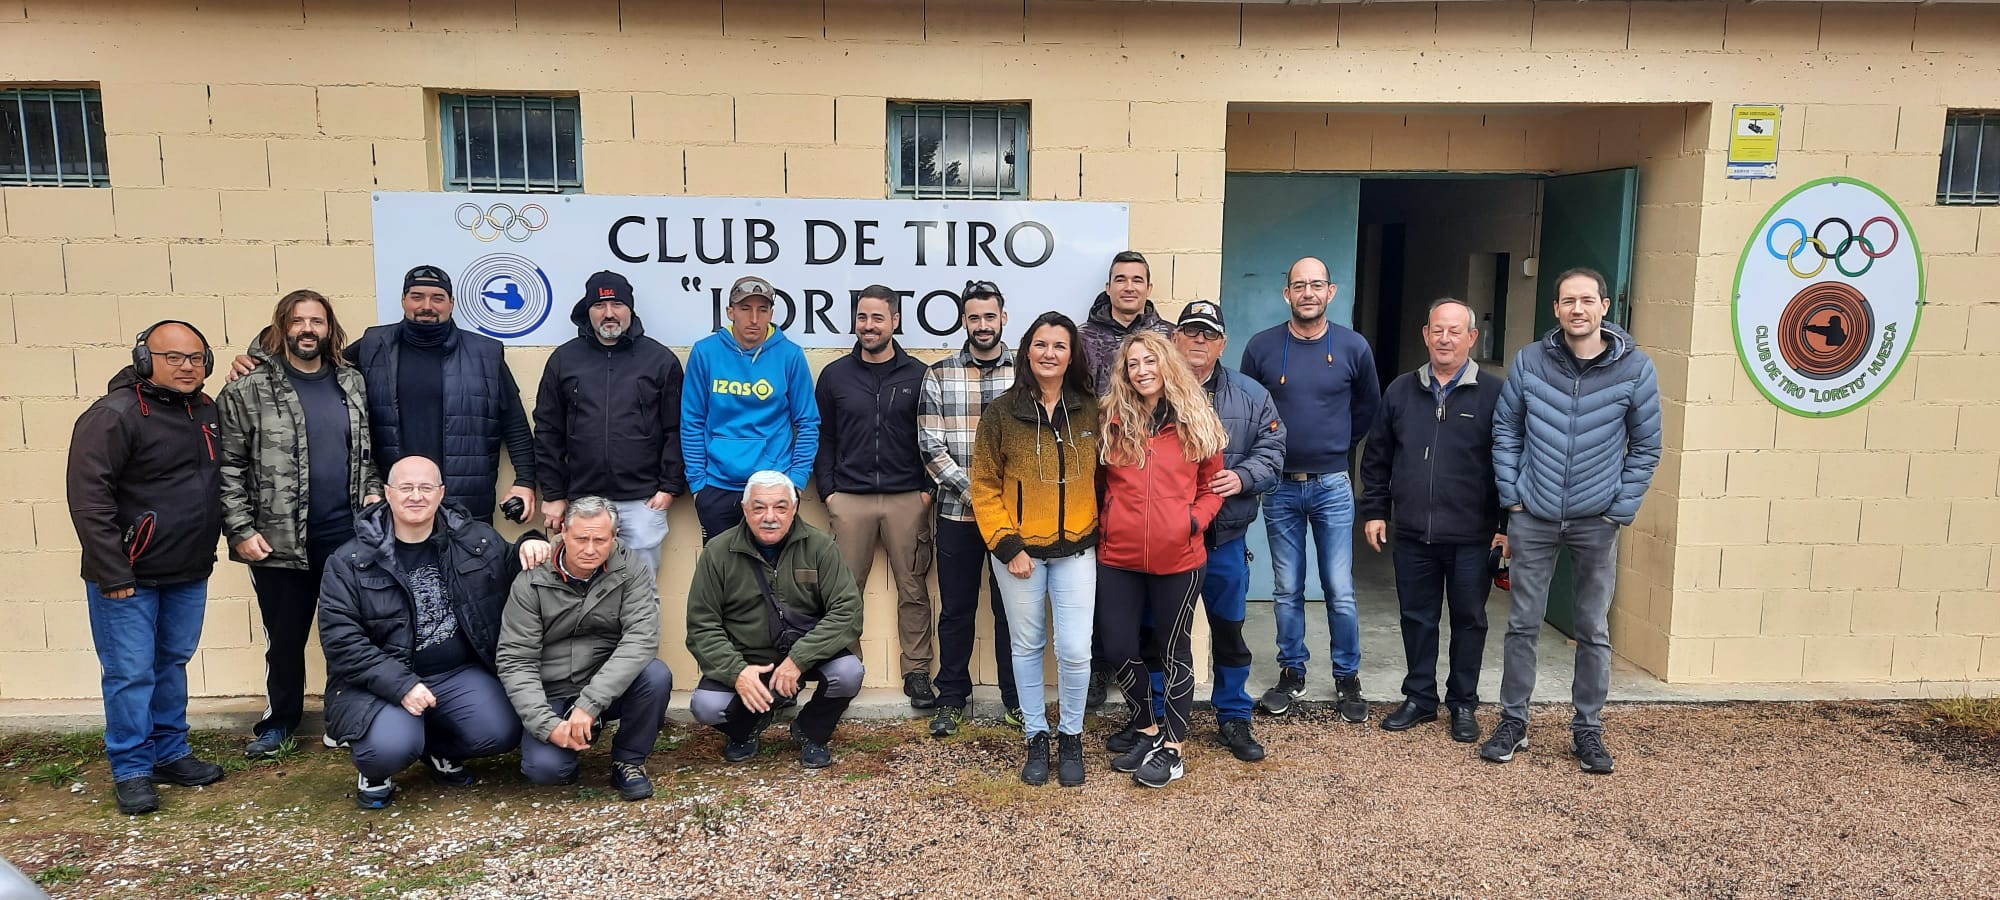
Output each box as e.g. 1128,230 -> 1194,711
350,323 -> 508,518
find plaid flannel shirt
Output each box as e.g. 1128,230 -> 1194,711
919,345 -> 1016,522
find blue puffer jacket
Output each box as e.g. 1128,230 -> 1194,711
1205,366 -> 1287,547
1494,324 -> 1662,525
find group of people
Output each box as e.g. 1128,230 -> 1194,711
65,245 -> 1660,815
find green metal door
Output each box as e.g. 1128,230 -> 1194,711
1528,167 -> 1638,635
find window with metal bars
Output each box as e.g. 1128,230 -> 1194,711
888,103 -> 1028,199
441,94 -> 582,193
1,88 -> 109,187
1939,111 -> 2000,206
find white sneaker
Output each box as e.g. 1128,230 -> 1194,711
322,734 -> 347,749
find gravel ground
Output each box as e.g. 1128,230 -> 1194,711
2,701 -> 1995,899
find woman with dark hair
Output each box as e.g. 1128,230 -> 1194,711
1096,330 -> 1227,787
969,311 -> 1102,787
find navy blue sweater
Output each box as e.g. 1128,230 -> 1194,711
1238,321 -> 1381,475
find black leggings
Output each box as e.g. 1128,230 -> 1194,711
1096,563 -> 1202,744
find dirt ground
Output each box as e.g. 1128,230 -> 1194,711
0,700 -> 1993,899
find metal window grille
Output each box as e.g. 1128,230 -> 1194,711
1938,111 -> 2000,206
0,88 -> 109,187
442,94 -> 582,194
889,103 -> 1028,199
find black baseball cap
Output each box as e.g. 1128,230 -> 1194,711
1176,300 -> 1226,335
402,264 -> 453,297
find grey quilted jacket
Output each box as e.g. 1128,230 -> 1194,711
1493,324 -> 1662,525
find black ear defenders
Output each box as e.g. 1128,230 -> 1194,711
132,319 -> 215,378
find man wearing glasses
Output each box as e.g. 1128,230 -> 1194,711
1238,257 -> 1381,723
67,320 -> 228,815
917,280 -> 1022,735
682,276 -> 820,542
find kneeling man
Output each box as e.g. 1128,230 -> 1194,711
319,457 -> 550,809
498,496 -> 673,801
686,471 -> 864,769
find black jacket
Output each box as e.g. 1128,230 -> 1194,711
317,500 -> 539,741
533,312 -> 687,503
813,343 -> 929,497
1358,363 -> 1506,545
65,367 -> 224,592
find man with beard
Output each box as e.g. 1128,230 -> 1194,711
813,285 -> 936,710
232,265 -> 537,524
218,290 -> 383,759
917,280 -> 1021,735
1239,257 -> 1381,723
533,271 -> 687,585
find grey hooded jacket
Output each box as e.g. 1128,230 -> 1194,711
1493,324 -> 1663,525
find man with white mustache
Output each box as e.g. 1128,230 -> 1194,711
813,285 -> 937,711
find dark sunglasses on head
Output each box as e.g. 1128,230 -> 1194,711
963,280 -> 1002,299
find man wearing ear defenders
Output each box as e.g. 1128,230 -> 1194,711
66,319 -> 229,817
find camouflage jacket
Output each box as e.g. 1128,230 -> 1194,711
218,361 -> 382,569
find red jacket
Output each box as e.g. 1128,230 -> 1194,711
1098,421 -> 1224,575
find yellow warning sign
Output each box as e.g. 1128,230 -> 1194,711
1729,104 -> 1781,179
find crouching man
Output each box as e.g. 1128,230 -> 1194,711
686,471 -> 865,769
318,457 -> 550,809
498,496 -> 673,801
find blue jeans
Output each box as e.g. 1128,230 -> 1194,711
1262,472 -> 1360,678
86,579 -> 208,783
1199,537 -> 1256,722
990,549 -> 1096,737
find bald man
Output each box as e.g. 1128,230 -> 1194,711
318,456 -> 550,810
67,320 -> 228,816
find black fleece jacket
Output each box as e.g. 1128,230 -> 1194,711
1358,363 -> 1506,545
813,343 -> 930,497
66,367 -> 225,591
533,312 -> 687,502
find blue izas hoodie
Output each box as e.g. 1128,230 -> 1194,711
680,324 -> 820,492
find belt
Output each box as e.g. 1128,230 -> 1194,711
1282,472 -> 1328,482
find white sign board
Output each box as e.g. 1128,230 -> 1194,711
371,193 -> 1130,349
1732,178 -> 1923,417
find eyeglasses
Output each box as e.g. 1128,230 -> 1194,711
963,280 -> 1003,299
1286,280 -> 1331,293
387,483 -> 442,496
1177,327 -> 1223,342
148,351 -> 206,368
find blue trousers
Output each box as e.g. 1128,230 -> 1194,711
1263,472 -> 1361,677
87,579 -> 208,783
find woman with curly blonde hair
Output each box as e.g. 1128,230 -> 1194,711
1095,329 -> 1227,787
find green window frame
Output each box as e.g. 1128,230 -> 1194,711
888,102 -> 1028,199
441,94 -> 583,194
1939,110 -> 1999,206
1,88 -> 109,187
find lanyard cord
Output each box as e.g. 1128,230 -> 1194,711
1279,322 -> 1333,387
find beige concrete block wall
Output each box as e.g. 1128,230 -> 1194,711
1,0 -> 1998,698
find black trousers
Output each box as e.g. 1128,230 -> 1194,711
931,516 -> 1017,710
695,487 -> 745,545
1096,563 -> 1203,744
1392,538 -> 1491,712
248,544 -> 334,737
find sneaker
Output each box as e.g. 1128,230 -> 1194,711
610,762 -> 654,801
151,754 -> 224,787
1105,719 -> 1145,754
114,777 -> 159,815
1056,732 -> 1086,787
1217,719 -> 1266,763
792,724 -> 833,769
1258,667 -> 1306,716
424,755 -> 475,787
1336,676 -> 1369,723
1003,707 -> 1026,730
245,730 -> 291,760
1480,717 -> 1529,763
355,773 -> 394,810
929,705 -> 966,738
1132,745 -> 1184,788
323,734 -> 347,749
722,736 -> 761,763
903,672 -> 938,710
1110,730 -> 1161,773
1572,730 -> 1616,775
1020,732 -> 1051,786
1085,671 -> 1108,710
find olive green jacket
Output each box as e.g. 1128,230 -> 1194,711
683,520 -> 863,685
496,543 -> 661,742
217,361 -> 381,569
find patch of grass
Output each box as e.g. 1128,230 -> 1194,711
33,862 -> 82,886
0,729 -> 103,770
26,761 -> 83,789
1930,695 -> 2000,737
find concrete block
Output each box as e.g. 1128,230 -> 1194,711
325,192 -> 374,243
1292,125 -> 1371,172
1080,150 -> 1178,203
1843,155 -> 1940,211
632,94 -> 735,144
1627,1 -> 1723,51
0,243 -> 67,293
614,0 -> 724,37
100,82 -> 210,135
0,506 -> 29,549
369,140 -> 430,191
1371,125 -> 1449,171
1948,500 -> 2000,546
0,650 -> 103,699
1709,636 -> 1804,682
63,242 -> 171,295
302,0 -> 415,29
220,190 -> 328,242
1226,121 -> 1294,172
1028,151 -> 1080,201
1762,590 -> 1853,637
1938,592 -> 2000,636
315,86 -> 427,140
1725,452 -> 1819,499
1719,1 -> 1819,53
1916,356 -> 2000,404
1671,589 -> 1762,637
785,147 -> 884,199
1909,453 -> 1998,500
161,135 -> 270,190
1176,151 -> 1226,202
1801,105 -> 1903,155
1804,542 -> 1901,594
1866,405 -> 1959,452
836,96 -> 887,148
44,601 -> 96,650
1530,1 -> 1631,51
103,134 -> 164,187
581,143 -> 685,195
1816,452 -> 1908,499
169,243 -> 278,297
0,452 -> 68,503
1035,99 -> 1129,151
1767,499 -> 1860,545
16,295 -> 123,347
1719,545 -> 1811,589
1127,201 -> 1221,254
1338,3 -> 1435,49
20,399 -> 87,449
116,296 -> 225,346
925,0 -> 1026,43
275,244 -> 375,298
112,187 -> 222,239
1171,253 -> 1221,302
720,0 -> 822,38
1892,635 -> 1983,680
1682,403 -> 1776,451
1436,3 -> 1532,50
1026,0 -> 1125,45
1914,4 -> 2000,54
267,139 -> 376,190
0,348 -> 77,397
684,145 -> 785,196
1819,5 -> 1916,54
208,84 -> 318,137
737,95 -> 834,145
1802,635 -> 1895,681
1130,102 -> 1226,152
1678,497 -> 1770,545
1901,546 -> 1991,592
407,0 -> 518,31
3,187 -> 115,238
825,0 -> 925,42
1921,256 -> 1992,308
1913,305 -> 1968,354
1858,499 -> 1951,546
1447,127 -> 1528,172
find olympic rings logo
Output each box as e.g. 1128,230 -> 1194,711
1764,216 -> 1899,279
455,202 -> 549,243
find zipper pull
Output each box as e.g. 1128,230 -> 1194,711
1436,404 -> 1444,422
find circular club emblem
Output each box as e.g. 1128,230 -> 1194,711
456,253 -> 554,339
1733,178 -> 1924,418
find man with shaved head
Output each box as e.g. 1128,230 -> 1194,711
1239,257 -> 1382,724
318,456 -> 551,810
67,320 -> 227,816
